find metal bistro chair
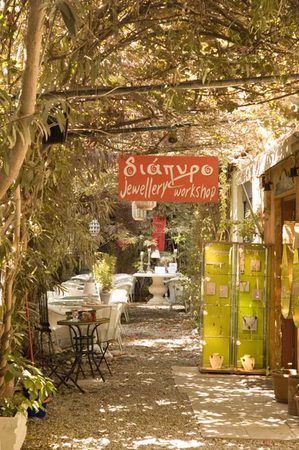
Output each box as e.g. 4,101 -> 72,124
34,292 -> 85,393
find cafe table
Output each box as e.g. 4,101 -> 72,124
57,317 -> 109,382
133,272 -> 175,305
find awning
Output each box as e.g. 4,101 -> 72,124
235,133 -> 299,185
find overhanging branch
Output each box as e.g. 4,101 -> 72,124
68,122 -> 192,136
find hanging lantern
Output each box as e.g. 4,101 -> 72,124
132,202 -> 147,221
89,219 -> 100,236
135,201 -> 157,210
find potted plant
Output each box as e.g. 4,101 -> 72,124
0,355 -> 56,450
288,374 -> 299,415
93,253 -> 117,303
271,366 -> 296,404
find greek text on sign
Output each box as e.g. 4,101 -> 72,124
119,155 -> 219,203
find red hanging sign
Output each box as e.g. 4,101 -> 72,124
119,155 -> 218,203
152,216 -> 166,251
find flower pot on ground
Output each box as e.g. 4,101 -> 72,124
271,369 -> 291,403
0,409 -> 27,450
0,355 -> 56,449
288,375 -> 299,415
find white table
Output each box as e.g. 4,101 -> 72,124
133,272 -> 175,305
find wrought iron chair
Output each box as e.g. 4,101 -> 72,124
34,292 -> 85,393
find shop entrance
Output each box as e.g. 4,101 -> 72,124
281,197 -> 298,370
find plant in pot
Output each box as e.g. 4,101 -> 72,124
0,354 -> 56,450
271,365 -> 296,404
93,253 -> 117,304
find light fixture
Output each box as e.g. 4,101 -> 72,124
261,175 -> 273,191
138,251 -> 145,273
135,201 -> 157,210
89,219 -> 100,236
132,202 -> 147,221
151,249 -> 160,259
289,167 -> 299,177
263,181 -> 273,191
168,130 -> 178,143
173,248 -> 178,263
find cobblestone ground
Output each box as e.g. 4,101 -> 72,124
23,304 -> 299,450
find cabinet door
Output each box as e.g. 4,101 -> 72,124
200,242 -> 270,371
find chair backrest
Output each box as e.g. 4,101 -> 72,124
167,278 -> 184,303
96,304 -> 122,342
108,288 -> 128,304
61,281 -> 84,296
113,280 -> 134,296
38,292 -> 51,332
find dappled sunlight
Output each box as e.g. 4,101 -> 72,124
50,436 -> 110,449
99,404 -> 131,413
131,436 -> 206,449
156,399 -> 178,406
173,367 -> 299,440
126,336 -> 199,350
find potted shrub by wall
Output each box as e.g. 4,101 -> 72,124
271,367 -> 296,404
288,374 -> 299,416
93,253 -> 117,304
0,355 -> 56,450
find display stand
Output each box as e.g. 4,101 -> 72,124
199,242 -> 271,372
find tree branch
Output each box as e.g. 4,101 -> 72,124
41,73 -> 299,100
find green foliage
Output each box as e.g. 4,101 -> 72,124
93,252 -> 117,292
55,0 -> 80,36
229,208 -> 263,242
0,355 -> 56,417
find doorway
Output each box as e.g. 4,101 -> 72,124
281,197 -> 298,370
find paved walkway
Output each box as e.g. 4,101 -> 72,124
173,366 -> 299,440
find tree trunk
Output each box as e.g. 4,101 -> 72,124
0,187 -> 22,394
0,0 -> 45,202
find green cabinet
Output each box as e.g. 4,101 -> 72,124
199,242 -> 271,371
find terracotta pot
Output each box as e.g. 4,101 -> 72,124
271,371 -> 289,403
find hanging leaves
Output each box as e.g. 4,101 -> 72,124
55,0 -> 80,36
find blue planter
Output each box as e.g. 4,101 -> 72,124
27,403 -> 47,418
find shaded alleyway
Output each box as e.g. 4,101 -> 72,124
23,305 -> 298,450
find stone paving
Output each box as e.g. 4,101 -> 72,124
173,366 -> 299,440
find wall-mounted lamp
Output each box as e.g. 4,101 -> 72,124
151,249 -> 161,259
261,175 -> 273,191
263,181 -> 273,191
289,167 -> 299,177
